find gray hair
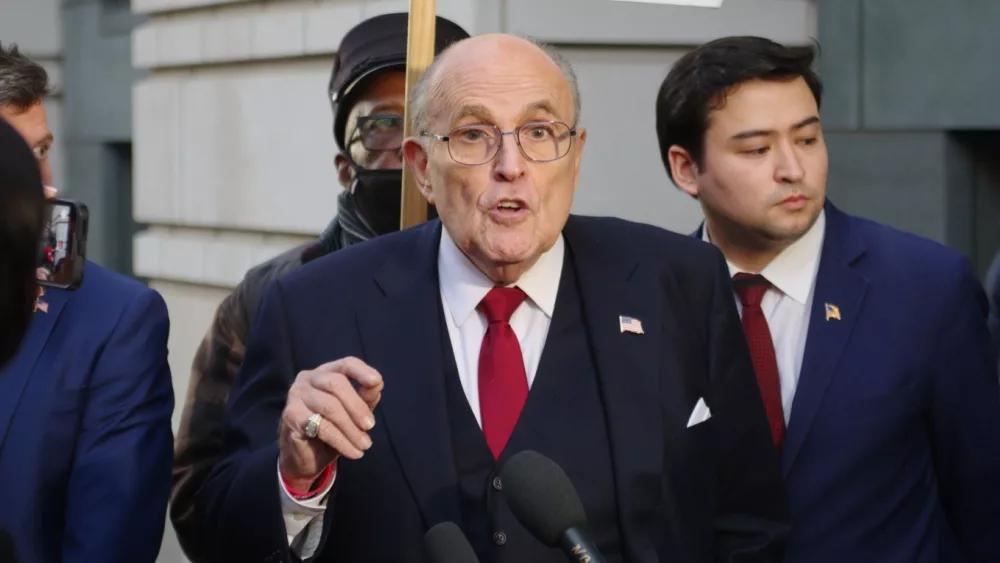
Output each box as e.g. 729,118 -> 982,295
408,36 -> 582,136
0,42 -> 50,111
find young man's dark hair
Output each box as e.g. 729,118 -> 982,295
655,36 -> 823,183
0,42 -> 50,110
0,117 -> 45,369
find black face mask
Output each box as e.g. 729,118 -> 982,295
349,166 -> 437,236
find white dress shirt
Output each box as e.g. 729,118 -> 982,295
438,227 -> 564,425
279,227 -> 566,555
703,210 -> 826,422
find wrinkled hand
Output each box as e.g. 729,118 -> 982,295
278,357 -> 383,491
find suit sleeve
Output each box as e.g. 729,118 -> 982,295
927,255 -> 1000,561
195,278 -> 319,563
62,289 -> 175,563
703,247 -> 790,563
170,285 -> 250,563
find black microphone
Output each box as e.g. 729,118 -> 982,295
424,522 -> 481,563
500,450 -> 608,563
0,529 -> 17,563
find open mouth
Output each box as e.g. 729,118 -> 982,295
496,200 -> 524,211
489,199 -> 529,222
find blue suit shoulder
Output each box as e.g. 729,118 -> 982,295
843,211 -> 979,294
80,260 -> 162,299
55,261 -> 169,338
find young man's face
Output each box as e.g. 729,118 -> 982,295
680,77 -> 828,247
0,101 -> 53,187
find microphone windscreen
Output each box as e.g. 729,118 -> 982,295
424,522 -> 480,563
500,450 -> 587,547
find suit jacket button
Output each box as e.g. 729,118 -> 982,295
493,531 -> 507,546
492,477 -> 503,491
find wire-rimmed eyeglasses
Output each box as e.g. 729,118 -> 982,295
347,114 -> 405,152
420,121 -> 577,166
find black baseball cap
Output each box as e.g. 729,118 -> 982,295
329,13 -> 470,150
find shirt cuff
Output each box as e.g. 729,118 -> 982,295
278,461 -> 336,547
282,463 -> 335,499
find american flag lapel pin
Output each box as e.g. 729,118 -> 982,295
619,315 -> 644,335
34,286 -> 48,314
824,303 -> 841,321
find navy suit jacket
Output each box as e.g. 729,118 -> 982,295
0,261 -> 175,563
699,201 -> 1000,562
197,215 -> 789,563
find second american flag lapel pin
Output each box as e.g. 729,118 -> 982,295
824,303 -> 841,321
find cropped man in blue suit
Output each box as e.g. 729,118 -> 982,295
657,36 -> 1000,562
194,34 -> 788,563
0,43 -> 174,562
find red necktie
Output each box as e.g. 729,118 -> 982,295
477,287 -> 529,459
732,273 -> 786,449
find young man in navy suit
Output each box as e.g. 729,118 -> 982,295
657,36 -> 1000,562
194,33 -> 788,563
0,43 -> 174,562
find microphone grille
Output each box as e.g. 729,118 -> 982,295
500,450 -> 587,546
424,522 -> 480,563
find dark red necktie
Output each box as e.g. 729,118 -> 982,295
732,273 -> 786,449
477,287 -> 529,459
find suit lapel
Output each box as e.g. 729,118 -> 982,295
781,204 -> 868,476
356,221 -> 462,528
0,288 -> 69,456
563,217 -> 663,563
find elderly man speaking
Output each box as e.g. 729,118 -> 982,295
195,34 -> 788,563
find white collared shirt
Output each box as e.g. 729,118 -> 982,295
703,210 -> 826,422
280,226 -> 565,553
438,226 -> 564,425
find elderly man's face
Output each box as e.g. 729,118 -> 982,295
405,35 -> 586,283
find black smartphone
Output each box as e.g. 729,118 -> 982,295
36,198 -> 88,290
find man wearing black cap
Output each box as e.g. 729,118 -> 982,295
169,13 -> 470,561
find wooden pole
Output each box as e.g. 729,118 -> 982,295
400,0 -> 437,229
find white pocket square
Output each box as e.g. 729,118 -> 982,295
687,397 -> 712,428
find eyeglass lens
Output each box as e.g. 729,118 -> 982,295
447,121 -> 574,165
